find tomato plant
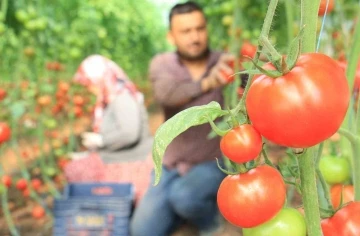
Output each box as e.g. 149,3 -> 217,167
217,165 -> 286,228
330,185 -> 354,209
220,124 -> 263,163
319,155 -> 351,185
246,53 -> 350,148
243,208 -> 307,236
0,123 -> 11,144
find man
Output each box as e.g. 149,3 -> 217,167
130,2 -> 235,235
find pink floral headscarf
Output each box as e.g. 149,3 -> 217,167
73,55 -> 139,132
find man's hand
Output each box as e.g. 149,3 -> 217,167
201,54 -> 236,92
81,132 -> 104,150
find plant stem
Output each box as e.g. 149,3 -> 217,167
0,0 -> 8,20
297,149 -> 322,236
284,0 -> 295,43
315,142 -> 334,212
300,0 -> 320,53
233,0 -> 279,115
338,128 -> 360,200
2,188 -> 20,236
299,0 -> 322,235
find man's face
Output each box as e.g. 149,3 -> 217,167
168,11 -> 208,61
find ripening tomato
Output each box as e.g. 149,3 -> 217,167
31,178 -> 42,191
319,155 -> 351,185
73,106 -> 83,117
16,178 -> 27,191
240,41 -> 257,58
73,95 -> 85,106
330,185 -> 354,209
58,81 -> 70,92
217,165 -> 286,228
246,53 -> 350,148
0,88 -> 7,101
32,205 -> 45,219
1,175 -> 12,187
323,202 -> 360,236
0,122 -> 11,144
243,208 -> 306,236
37,95 -> 52,106
220,124 -> 263,164
318,0 -> 334,16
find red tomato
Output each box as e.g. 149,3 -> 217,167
240,41 -> 257,58
318,0 -> 335,16
330,185 -> 354,209
321,218 -> 340,236
31,178 -> 42,191
32,205 -> 45,219
246,53 -> 350,148
16,178 -> 27,191
221,60 -> 235,83
73,106 -> 83,117
217,165 -> 286,228
58,81 -> 70,92
22,188 -> 30,198
1,175 -> 12,187
0,122 -> 11,144
324,202 -> 360,236
0,88 -> 7,101
220,124 -> 263,163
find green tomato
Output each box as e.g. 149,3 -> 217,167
45,167 -> 57,177
15,10 -> 29,23
222,15 -> 233,27
243,208 -> 306,236
44,118 -> 58,129
242,30 -> 251,40
221,2 -> 234,14
69,47 -> 81,59
319,155 -> 351,185
54,148 -> 65,157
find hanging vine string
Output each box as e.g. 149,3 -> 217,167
316,0 -> 330,52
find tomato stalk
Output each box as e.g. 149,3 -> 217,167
37,117 -> 61,199
233,0 -> 279,115
284,0 -> 295,44
0,0 -> 8,20
338,128 -> 360,200
298,0 -> 322,235
1,187 -> 20,236
315,142 -> 334,213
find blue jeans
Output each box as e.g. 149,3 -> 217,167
130,160 -> 226,236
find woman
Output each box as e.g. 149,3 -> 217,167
64,55 -> 153,202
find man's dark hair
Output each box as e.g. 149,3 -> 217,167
169,1 -> 204,28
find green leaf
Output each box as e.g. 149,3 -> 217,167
152,102 -> 227,185
286,26 -> 305,71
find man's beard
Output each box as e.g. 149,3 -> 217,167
177,47 -> 210,62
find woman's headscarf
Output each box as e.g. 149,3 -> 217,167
73,55 -> 139,132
